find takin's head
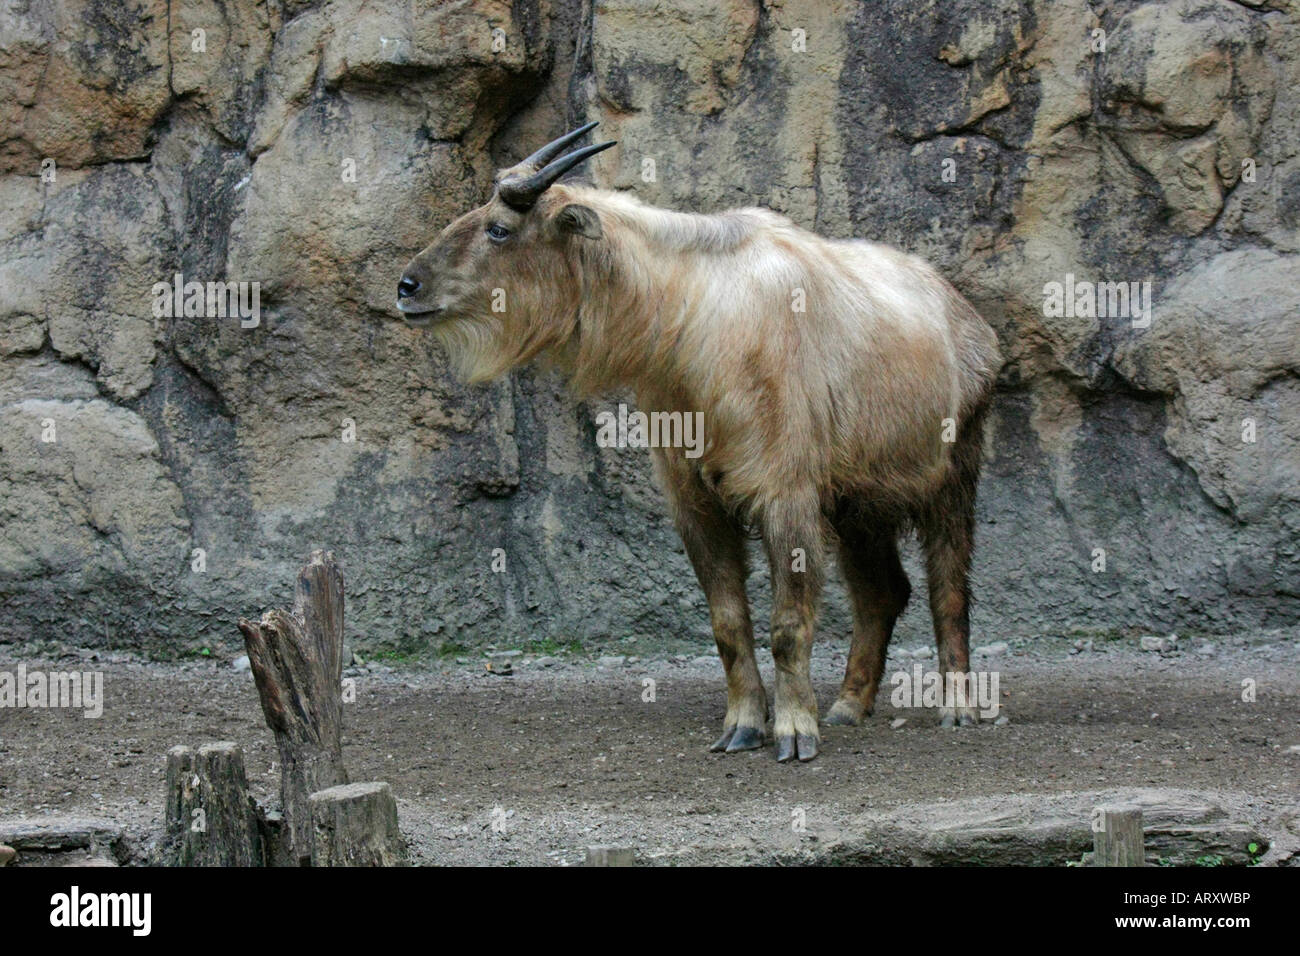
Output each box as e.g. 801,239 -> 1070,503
395,123 -> 616,382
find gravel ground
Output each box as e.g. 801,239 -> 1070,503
1,628 -> 1297,865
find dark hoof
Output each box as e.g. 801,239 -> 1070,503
797,734 -> 819,762
775,734 -> 820,763
940,709 -> 979,729
725,725 -> 764,753
823,702 -> 863,726
710,725 -> 764,753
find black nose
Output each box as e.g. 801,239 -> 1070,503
397,276 -> 420,298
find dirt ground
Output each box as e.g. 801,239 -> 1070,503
1,629 -> 1297,866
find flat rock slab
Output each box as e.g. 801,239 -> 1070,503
0,817 -> 128,866
654,788 -> 1272,866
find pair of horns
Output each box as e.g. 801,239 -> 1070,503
497,121 -> 616,210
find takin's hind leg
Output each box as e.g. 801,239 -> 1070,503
761,493 -> 825,762
920,482 -> 981,729
825,519 -> 910,727
668,477 -> 767,753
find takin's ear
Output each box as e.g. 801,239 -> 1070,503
555,203 -> 603,240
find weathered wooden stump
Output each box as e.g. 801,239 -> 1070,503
238,550 -> 348,865
309,782 -> 406,867
585,846 -> 637,866
163,742 -> 263,866
1094,805 -> 1145,866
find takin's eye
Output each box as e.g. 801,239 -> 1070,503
486,223 -> 511,243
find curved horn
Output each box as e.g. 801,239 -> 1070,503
498,140 -> 617,210
517,121 -> 600,171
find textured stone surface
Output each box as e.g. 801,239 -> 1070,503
0,0 -> 1296,656
0,0 -> 171,172
659,787 -> 1271,866
0,816 -> 130,866
0,397 -> 189,642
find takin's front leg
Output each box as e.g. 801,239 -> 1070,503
668,478 -> 767,753
762,494 -> 825,763
706,588 -> 768,753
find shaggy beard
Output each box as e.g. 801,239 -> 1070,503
430,315 -> 511,384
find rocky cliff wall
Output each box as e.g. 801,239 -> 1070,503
1,0 -> 1296,656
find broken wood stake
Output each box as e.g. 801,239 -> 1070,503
238,550 -> 348,865
1094,805 -> 1145,866
309,782 -> 406,867
163,742 -> 263,866
585,846 -> 637,866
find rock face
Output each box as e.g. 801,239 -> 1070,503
1,0 -> 1296,656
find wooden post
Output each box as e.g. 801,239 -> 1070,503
238,550 -> 348,865
1094,805 -> 1145,866
163,742 -> 263,866
309,782 -> 406,867
585,846 -> 637,866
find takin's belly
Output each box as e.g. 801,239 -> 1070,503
696,425 -> 958,513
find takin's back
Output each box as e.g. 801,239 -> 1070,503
631,205 -> 1001,508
